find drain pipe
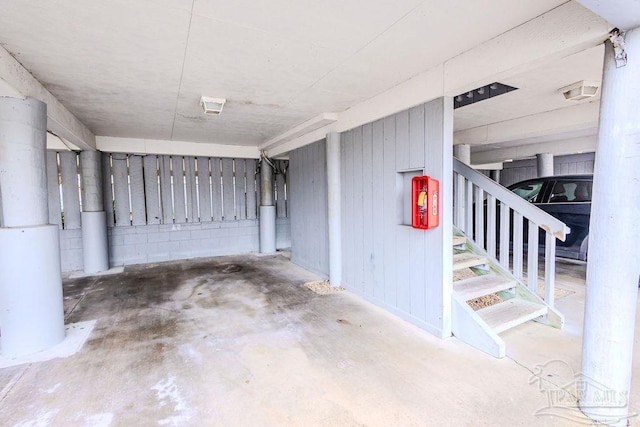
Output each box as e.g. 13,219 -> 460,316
259,151 -> 276,253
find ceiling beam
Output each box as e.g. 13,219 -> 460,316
266,1 -> 610,157
259,113 -> 337,152
454,102 -> 600,146
46,132 -> 80,151
471,135 -> 597,164
96,136 -> 260,159
0,46 -> 96,151
471,162 -> 504,170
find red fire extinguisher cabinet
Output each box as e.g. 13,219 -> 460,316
411,176 -> 439,230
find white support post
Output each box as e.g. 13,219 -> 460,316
581,28 -> 640,426
536,153 -> 554,177
0,97 -> 65,358
486,195 -> 497,258
544,232 -> 556,308
527,221 -> 539,292
499,202 -> 510,269
455,144 -> 470,232
474,186 -> 484,249
326,132 -> 342,287
424,96 -> 454,338
465,181 -> 473,237
512,212 -> 524,280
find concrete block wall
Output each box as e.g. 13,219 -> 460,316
59,229 -> 84,272
50,151 -> 291,272
59,219 -> 291,271
108,221 -> 260,266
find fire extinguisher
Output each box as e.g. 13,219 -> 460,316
411,176 -> 439,230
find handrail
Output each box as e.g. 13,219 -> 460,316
453,157 -> 571,310
453,159 -> 570,240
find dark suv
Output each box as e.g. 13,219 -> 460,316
508,174 -> 593,261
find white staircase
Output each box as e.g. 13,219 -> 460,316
451,233 -> 563,358
451,158 -> 570,358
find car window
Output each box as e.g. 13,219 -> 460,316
549,180 -> 592,203
511,181 -> 544,203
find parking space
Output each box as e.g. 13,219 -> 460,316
2,253 -> 637,426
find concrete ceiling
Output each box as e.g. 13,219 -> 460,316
0,0 -> 579,148
577,0 -> 640,30
454,43 -> 605,151
454,45 -> 604,131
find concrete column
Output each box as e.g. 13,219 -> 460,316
425,97 -> 454,336
0,97 -> 65,358
536,153 -> 554,177
326,132 -> 342,287
490,169 -> 501,184
80,150 -> 109,273
259,156 -> 276,253
453,144 -> 471,165
581,28 -> 640,426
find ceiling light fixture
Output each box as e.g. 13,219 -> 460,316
200,96 -> 226,115
559,81 -> 599,101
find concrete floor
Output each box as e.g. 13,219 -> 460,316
0,254 -> 638,426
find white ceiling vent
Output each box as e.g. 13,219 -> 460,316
200,96 -> 226,115
559,81 -> 599,101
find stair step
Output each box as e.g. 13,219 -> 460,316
452,235 -> 466,247
453,275 -> 516,299
477,299 -> 548,334
453,253 -> 489,271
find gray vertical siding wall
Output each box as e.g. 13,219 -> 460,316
289,140 -> 330,277
48,151 -> 291,272
338,98 -> 452,337
500,152 -> 595,187
499,158 -> 537,187
554,152 -> 595,175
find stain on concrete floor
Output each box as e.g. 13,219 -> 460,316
0,254 -> 615,426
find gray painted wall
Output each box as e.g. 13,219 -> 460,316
337,98 -> 453,337
289,140 -> 330,277
50,151 -> 291,272
555,152 -> 595,176
500,152 -> 595,187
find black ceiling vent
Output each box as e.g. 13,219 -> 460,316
453,82 -> 517,109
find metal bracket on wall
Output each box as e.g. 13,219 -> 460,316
609,27 -> 628,68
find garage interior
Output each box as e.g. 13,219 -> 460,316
0,1 -> 639,426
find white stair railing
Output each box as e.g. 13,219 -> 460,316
453,158 -> 570,309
